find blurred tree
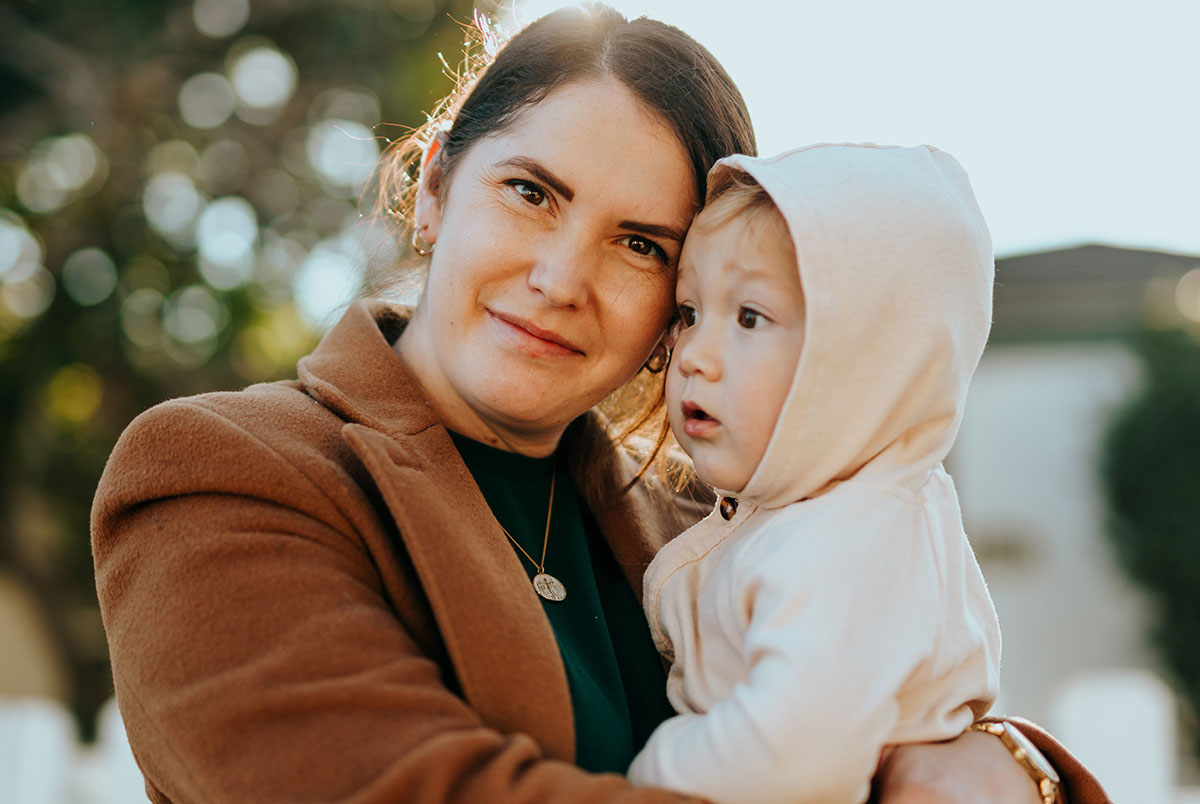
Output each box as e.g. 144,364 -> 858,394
0,0 -> 495,738
1102,326 -> 1200,764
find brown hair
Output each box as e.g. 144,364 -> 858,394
372,3 -> 756,489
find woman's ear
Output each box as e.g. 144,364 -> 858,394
413,132 -> 448,243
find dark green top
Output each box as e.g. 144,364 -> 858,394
449,431 -> 675,774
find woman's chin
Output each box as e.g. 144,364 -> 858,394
448,344 -> 644,441
469,382 -> 583,434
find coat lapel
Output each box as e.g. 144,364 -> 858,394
296,301 -> 708,764
344,423 -> 575,761
298,302 -> 573,761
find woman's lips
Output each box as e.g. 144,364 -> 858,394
680,401 -> 720,438
489,310 -> 584,358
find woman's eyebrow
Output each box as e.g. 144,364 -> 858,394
494,157 -> 684,245
619,220 -> 687,246
495,157 -> 574,202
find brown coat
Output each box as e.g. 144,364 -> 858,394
92,302 -> 1108,804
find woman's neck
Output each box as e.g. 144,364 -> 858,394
394,313 -> 567,458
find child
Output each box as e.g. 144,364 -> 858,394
627,143 -> 1002,804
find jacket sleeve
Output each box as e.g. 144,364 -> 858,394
1008,718 -> 1113,804
91,398 -> 707,804
627,512 -> 962,804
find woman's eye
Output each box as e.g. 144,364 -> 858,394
678,304 -> 697,328
508,180 -> 547,207
620,234 -> 667,262
737,307 -> 767,329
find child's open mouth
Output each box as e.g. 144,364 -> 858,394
681,401 -> 720,438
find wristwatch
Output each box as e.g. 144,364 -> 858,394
970,719 -> 1061,804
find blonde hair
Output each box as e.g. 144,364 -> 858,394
700,168 -> 777,228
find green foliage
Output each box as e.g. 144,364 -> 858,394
1102,327 -> 1200,762
0,0 -> 493,737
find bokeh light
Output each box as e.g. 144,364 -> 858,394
306,119 -> 379,194
310,88 -> 381,128
0,212 -> 43,281
231,303 -> 314,381
45,364 -> 104,426
16,134 -> 107,215
121,255 -> 171,295
1174,268 -> 1200,323
293,232 -> 365,329
120,288 -> 166,349
145,140 -> 201,178
230,45 -> 298,113
196,196 -> 258,290
179,72 -> 237,130
163,285 -> 227,345
2,266 -> 56,320
48,135 -> 106,190
193,0 -> 250,39
61,248 -> 118,307
1,210 -> 52,321
256,230 -> 307,302
143,172 -> 204,245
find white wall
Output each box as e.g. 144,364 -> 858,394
951,340 -> 1196,785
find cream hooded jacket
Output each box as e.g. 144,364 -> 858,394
627,144 -> 1001,804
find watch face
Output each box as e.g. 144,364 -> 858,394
1001,722 -> 1061,785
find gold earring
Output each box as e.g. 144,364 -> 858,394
412,226 -> 434,257
644,342 -> 669,374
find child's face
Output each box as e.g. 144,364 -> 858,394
667,203 -> 805,492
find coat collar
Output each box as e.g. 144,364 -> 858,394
296,301 -> 677,762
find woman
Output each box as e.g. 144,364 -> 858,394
93,5 -> 1107,803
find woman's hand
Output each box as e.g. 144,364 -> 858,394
874,730 -> 1048,804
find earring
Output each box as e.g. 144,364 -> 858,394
411,226 -> 434,257
643,341 -> 669,374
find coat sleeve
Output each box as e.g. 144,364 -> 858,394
627,510 -> 963,804
91,398 -> 708,804
1008,718 -> 1113,804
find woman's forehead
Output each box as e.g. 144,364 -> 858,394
471,78 -> 697,220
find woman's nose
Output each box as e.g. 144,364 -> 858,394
526,236 -> 592,309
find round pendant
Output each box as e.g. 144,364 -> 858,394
532,572 -> 567,602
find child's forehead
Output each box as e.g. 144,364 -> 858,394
687,199 -> 795,257
680,202 -> 800,290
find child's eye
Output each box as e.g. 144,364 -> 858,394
737,307 -> 767,329
678,304 -> 698,328
619,234 -> 668,263
506,180 -> 548,207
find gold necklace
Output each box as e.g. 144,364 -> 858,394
500,471 -> 567,602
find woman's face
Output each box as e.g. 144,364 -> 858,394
402,78 -> 695,454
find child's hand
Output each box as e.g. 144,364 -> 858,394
873,730 -> 1050,804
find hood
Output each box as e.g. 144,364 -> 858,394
718,144 -> 994,507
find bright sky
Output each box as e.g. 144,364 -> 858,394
509,0 -> 1199,258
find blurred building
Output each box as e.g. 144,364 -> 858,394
951,243 -> 1200,780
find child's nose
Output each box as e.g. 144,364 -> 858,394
673,326 -> 722,381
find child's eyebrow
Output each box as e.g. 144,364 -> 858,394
728,261 -> 780,283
